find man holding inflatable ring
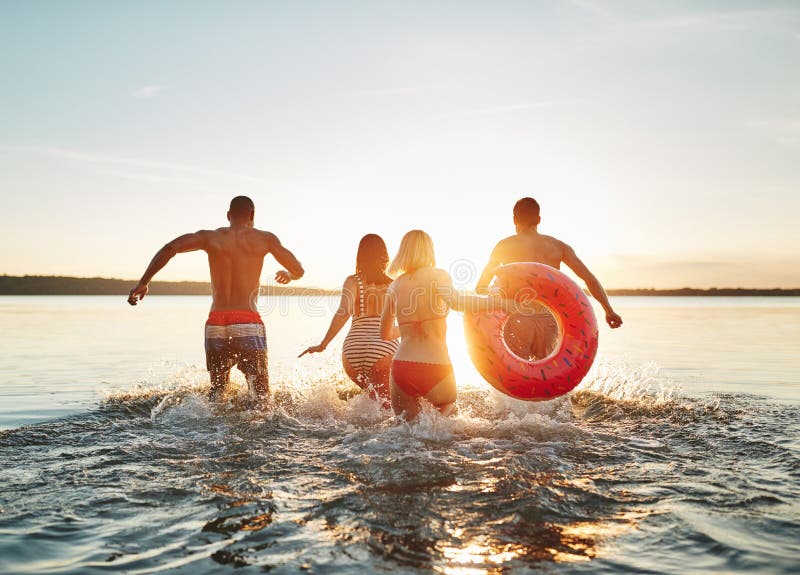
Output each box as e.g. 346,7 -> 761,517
476,197 -> 622,359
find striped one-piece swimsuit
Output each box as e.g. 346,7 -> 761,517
341,275 -> 399,386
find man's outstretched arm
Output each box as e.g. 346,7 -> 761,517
266,233 -> 304,285
128,232 -> 207,305
475,243 -> 504,294
562,245 -> 622,328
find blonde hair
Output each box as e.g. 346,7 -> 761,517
388,230 -> 436,277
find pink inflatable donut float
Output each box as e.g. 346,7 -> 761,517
464,262 -> 599,401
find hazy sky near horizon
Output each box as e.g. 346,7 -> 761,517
1,0 -> 799,289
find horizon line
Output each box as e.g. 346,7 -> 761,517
1,274 -> 799,294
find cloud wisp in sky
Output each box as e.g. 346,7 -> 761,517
572,0 -> 797,31
131,85 -> 162,99
2,145 -> 267,184
462,99 -> 579,117
747,117 -> 800,148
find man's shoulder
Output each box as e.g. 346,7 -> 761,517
204,227 -> 230,236
538,233 -> 567,247
492,234 -> 518,254
497,234 -> 518,246
205,227 -> 276,251
234,228 -> 278,249
536,234 -> 571,258
192,228 -> 218,241
253,228 -> 278,242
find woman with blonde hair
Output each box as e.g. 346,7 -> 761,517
301,234 -> 399,404
380,230 -> 524,418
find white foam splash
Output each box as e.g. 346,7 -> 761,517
151,392 -> 215,422
102,355 -> 685,442
577,358 -> 680,404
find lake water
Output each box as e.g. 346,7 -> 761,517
0,295 -> 798,574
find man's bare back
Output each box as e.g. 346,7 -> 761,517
204,226 -> 301,311
127,225 -> 303,310
485,230 -> 566,270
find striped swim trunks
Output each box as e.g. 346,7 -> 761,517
204,310 -> 268,394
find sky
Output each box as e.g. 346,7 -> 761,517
1,0 -> 799,289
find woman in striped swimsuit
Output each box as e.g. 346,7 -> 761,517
300,234 -> 399,404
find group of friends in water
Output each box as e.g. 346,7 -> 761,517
127,196 -> 623,418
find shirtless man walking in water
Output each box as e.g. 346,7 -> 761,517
127,196 -> 304,403
476,197 -> 622,358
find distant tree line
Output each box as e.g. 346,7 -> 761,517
603,287 -> 800,296
0,276 -> 337,296
0,276 -> 798,297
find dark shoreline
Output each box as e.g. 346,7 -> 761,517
606,288 -> 800,297
0,276 -> 336,296
1,275 -> 798,296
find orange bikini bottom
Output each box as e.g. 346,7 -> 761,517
391,360 -> 453,397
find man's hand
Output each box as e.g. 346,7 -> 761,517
605,310 -> 623,329
128,282 -> 148,306
275,270 -> 293,285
